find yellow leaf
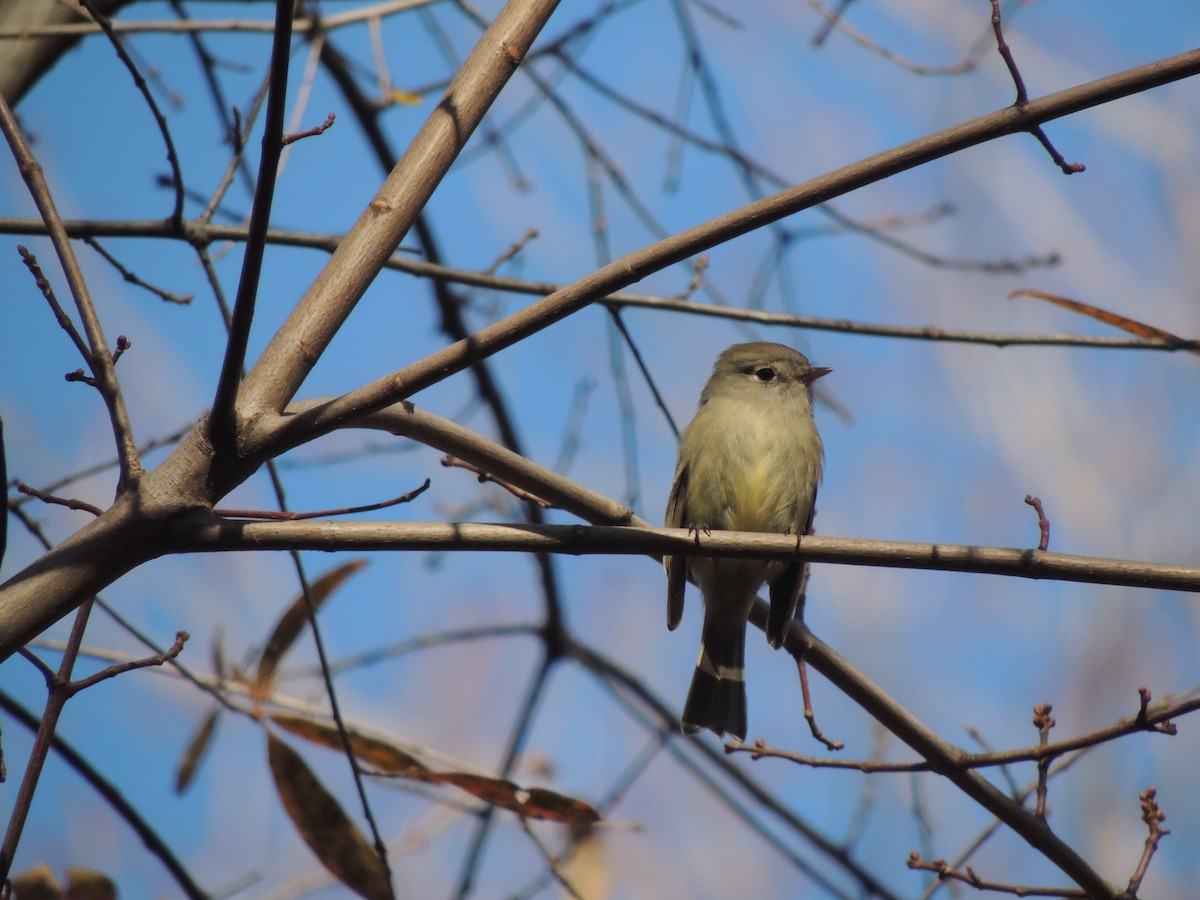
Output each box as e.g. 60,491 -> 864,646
385,89 -> 423,106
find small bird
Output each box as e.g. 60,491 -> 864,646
664,342 -> 829,740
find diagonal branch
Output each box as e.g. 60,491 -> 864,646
783,621 -> 1117,898
247,47 -> 1200,458
208,0 -> 297,456
233,0 -> 561,425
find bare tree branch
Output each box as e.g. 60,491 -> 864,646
175,518 -> 1200,595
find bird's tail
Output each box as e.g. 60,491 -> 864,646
681,617 -> 747,740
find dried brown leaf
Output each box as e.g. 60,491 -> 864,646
254,559 -> 368,699
1010,289 -> 1195,350
175,706 -> 220,794
270,712 -> 432,778
266,733 -> 391,900
271,714 -> 599,824
434,774 -> 600,825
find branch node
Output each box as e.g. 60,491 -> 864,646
1024,494 -> 1050,551
65,368 -> 98,387
282,112 -> 336,146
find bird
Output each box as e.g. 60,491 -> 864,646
664,342 -> 829,740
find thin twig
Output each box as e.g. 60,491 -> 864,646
441,457 -> 553,508
167,0 -> 257,196
807,0 -> 987,75
1032,703 -> 1055,818
216,479 -> 431,520
82,237 -> 193,304
1126,787 -> 1169,895
67,631 -> 190,695
16,246 -> 89,359
794,655 -> 844,750
483,227 -> 539,275
517,818 -> 584,900
909,852 -> 1086,897
990,0 -> 1028,103
198,69 -> 272,226
569,638 -> 901,899
13,481 -> 103,517
8,424 -> 191,507
811,0 -> 855,48
966,725 -> 1021,798
454,654 -> 557,898
79,0 -> 186,224
989,0 -> 1084,174
734,687 -> 1195,775
1025,495 -> 1050,551
0,597 -> 95,882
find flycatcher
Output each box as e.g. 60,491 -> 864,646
664,342 -> 829,740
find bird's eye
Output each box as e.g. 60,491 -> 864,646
754,367 -> 776,382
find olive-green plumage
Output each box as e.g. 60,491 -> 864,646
665,342 -> 829,740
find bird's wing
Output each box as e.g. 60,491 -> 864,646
766,488 -> 817,648
664,464 -> 689,631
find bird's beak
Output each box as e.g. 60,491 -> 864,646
802,366 -> 832,384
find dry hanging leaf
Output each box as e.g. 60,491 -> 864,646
270,713 -> 599,825
175,706 -> 221,794
253,559 -> 368,700
437,773 -> 600,825
271,712 -> 432,778
266,733 -> 391,900
1010,289 -> 1196,351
